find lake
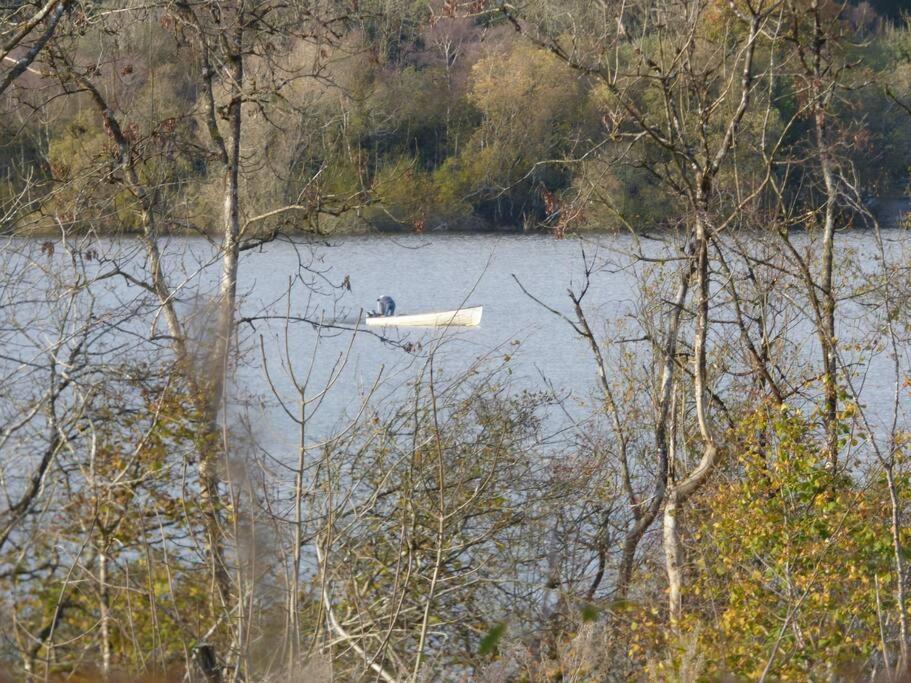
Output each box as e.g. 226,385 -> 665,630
3,229 -> 910,466
231,232 -> 639,452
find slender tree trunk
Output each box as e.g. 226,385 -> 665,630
886,465 -> 910,667
815,106 -> 838,468
807,0 -> 839,469
99,544 -> 111,679
663,489 -> 683,625
616,263 -> 691,598
661,195 -> 720,626
288,390 -> 306,669
199,16 -> 245,619
209,41 -> 243,411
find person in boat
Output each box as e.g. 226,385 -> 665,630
375,295 -> 396,317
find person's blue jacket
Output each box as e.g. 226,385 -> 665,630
376,295 -> 396,316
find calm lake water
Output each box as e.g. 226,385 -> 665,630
4,229 -> 911,463
231,233 -> 638,453
228,229 -> 911,457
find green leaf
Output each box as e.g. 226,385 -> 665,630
479,623 -> 507,656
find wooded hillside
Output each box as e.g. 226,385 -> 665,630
2,0 -> 910,235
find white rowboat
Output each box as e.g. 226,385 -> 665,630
365,306 -> 483,328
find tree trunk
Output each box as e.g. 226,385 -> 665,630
660,196 -> 720,625
616,263 -> 691,599
815,103 -> 838,469
663,489 -> 683,626
887,465 -> 910,667
99,545 -> 111,679
808,0 -> 839,469
198,16 -> 245,620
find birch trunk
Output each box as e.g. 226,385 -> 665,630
198,13 -> 245,617
663,490 -> 683,625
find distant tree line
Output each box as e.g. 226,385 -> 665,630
2,0 -> 910,235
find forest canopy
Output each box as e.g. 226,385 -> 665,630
2,0 -> 910,235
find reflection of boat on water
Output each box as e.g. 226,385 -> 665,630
365,306 -> 483,328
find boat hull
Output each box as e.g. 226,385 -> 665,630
365,306 -> 482,327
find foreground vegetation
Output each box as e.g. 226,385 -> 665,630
3,0 -> 911,681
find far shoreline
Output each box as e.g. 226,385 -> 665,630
6,195 -> 908,240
